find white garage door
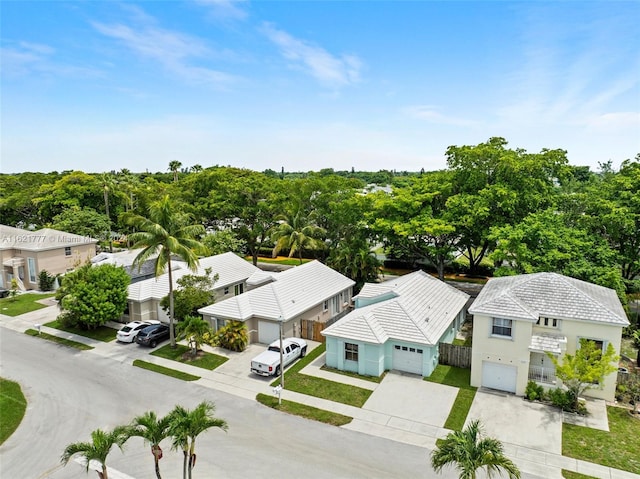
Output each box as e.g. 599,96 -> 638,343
392,345 -> 424,375
481,362 -> 517,393
258,321 -> 280,344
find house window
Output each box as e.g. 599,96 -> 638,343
345,343 -> 359,361
27,257 -> 36,283
579,338 -> 605,353
323,300 -> 328,312
491,318 -> 512,338
234,284 -> 243,295
536,317 -> 560,329
64,246 -> 71,256
223,287 -> 229,295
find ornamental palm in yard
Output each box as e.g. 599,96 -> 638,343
271,208 -> 326,264
124,411 -> 172,479
124,196 -> 205,348
430,420 -> 520,479
61,427 -> 128,479
168,401 -> 228,479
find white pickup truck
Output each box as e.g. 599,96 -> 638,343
250,338 -> 308,377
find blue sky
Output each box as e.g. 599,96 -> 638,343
1,1 -> 639,174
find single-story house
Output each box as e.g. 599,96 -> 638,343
198,260 -> 355,344
321,270 -> 470,377
1,224 -> 97,291
469,272 -> 629,401
126,252 -> 263,323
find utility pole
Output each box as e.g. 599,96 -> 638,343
279,315 -> 284,390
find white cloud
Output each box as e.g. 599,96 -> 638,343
261,22 -> 362,88
0,42 -> 101,78
193,0 -> 249,21
92,16 -> 238,88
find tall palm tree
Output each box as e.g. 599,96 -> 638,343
169,161 -> 182,182
431,420 -> 520,479
271,208 -> 326,264
169,401 -> 228,479
124,411 -> 172,479
61,427 -> 128,479
123,195 -> 205,348
99,172 -> 116,252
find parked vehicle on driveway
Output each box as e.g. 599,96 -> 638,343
251,338 -> 307,376
136,323 -> 170,348
117,320 -> 160,343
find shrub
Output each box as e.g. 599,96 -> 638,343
525,381 -> 545,401
214,321 -> 248,352
38,270 -> 56,291
548,387 -> 577,411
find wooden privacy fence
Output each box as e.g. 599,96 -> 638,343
300,319 -> 326,343
439,342 -> 472,369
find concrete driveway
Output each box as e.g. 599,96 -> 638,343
466,389 -> 563,454
362,370 -> 458,428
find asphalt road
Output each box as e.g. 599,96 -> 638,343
0,329 -> 546,479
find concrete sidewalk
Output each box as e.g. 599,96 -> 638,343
2,304 -> 639,479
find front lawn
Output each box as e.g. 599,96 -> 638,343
0,293 -> 55,317
320,365 -> 383,383
132,360 -> 200,381
25,329 -> 93,350
562,471 -> 597,479
151,344 -> 228,370
425,365 -> 477,431
563,406 -> 640,474
249,256 -> 312,266
0,378 -> 27,445
256,393 -> 353,426
271,344 -> 373,408
45,320 -> 117,342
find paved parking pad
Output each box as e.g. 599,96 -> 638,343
362,370 -> 458,428
466,389 -> 563,454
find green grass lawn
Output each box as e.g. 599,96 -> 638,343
0,293 -> 55,317
256,393 -> 353,426
45,320 -> 117,342
270,344 -> 373,408
320,365 -> 383,383
0,378 -> 27,445
25,329 -> 94,350
151,344 -> 228,370
562,471 -> 598,479
425,365 -> 477,431
132,360 -> 200,381
563,406 -> 640,474
248,256 -> 312,266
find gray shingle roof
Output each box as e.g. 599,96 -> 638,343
322,270 -> 470,346
198,260 -> 355,321
468,272 -> 629,326
128,252 -> 260,301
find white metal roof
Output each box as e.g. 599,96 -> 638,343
198,260 -> 355,321
127,252 -> 260,302
468,272 -> 629,326
322,270 -> 470,346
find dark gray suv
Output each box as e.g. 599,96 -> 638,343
136,323 -> 170,348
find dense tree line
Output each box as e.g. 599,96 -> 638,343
1,138 -> 638,304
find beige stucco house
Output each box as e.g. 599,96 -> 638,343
126,252 -> 263,323
1,224 -> 97,291
469,272 -> 629,401
198,260 -> 355,345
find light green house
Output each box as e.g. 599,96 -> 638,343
322,270 -> 469,377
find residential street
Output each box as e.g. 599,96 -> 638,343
0,328 -> 552,479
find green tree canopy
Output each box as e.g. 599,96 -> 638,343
55,263 -> 130,329
160,269 -> 218,321
51,206 -> 111,240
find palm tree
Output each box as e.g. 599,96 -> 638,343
175,315 -> 214,357
123,195 -> 205,348
430,420 -> 520,479
327,239 -> 380,291
169,161 -> 182,182
123,411 -> 172,479
271,208 -> 326,264
61,427 -> 128,479
99,173 -> 116,252
168,401 -> 228,479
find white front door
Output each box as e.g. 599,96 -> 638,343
481,361 -> 517,393
392,344 -> 424,375
258,320 -> 280,344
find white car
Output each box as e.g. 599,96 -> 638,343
116,320 -> 160,343
251,338 -> 307,376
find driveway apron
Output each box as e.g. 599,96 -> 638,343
466,389 -> 563,454
362,370 -> 458,428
